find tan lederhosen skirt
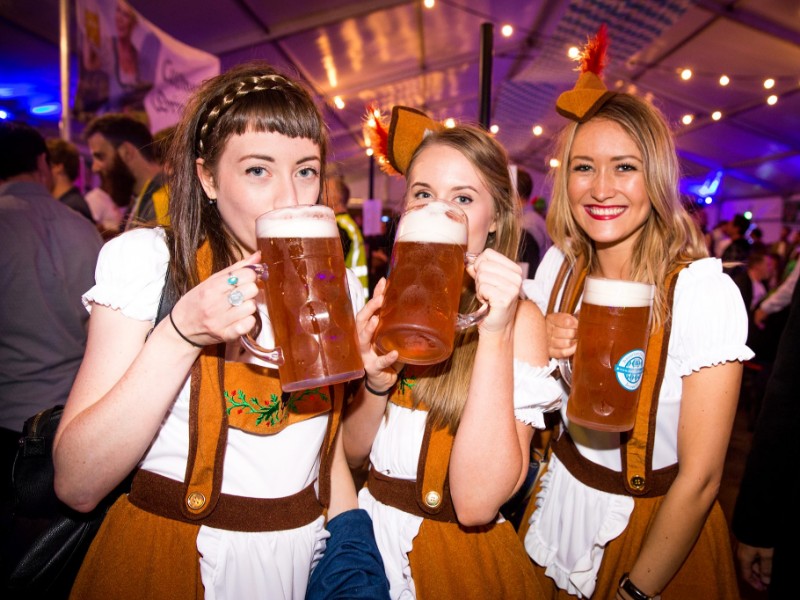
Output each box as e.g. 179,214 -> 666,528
521,462 -> 740,599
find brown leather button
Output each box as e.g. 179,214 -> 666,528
424,491 -> 441,508
630,475 -> 645,490
186,491 -> 206,510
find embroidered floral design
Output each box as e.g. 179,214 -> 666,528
225,387 -> 330,427
398,372 -> 416,395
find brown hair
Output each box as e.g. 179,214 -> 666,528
403,125 -> 520,431
167,61 -> 328,294
547,93 -> 708,328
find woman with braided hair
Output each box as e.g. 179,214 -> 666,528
53,61 -> 387,599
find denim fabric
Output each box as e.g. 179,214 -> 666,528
306,509 -> 390,600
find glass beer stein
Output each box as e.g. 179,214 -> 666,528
373,199 -> 487,365
566,277 -> 655,432
240,205 -> 365,392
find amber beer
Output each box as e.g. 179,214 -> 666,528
566,277 -> 654,432
374,200 -> 468,365
249,205 -> 364,392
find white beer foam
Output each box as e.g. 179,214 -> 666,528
398,201 -> 468,245
257,206 -> 338,238
583,277 -> 654,308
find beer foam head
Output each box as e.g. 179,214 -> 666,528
397,200 -> 468,245
256,205 -> 338,238
583,277 -> 654,308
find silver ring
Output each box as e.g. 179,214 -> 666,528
228,290 -> 244,307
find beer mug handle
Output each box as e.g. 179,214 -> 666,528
456,252 -> 489,330
557,358 -> 573,389
238,264 -> 285,366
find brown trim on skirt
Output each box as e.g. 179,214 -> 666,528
367,469 -> 459,523
552,431 -> 678,497
129,469 -> 323,532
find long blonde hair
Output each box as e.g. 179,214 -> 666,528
547,93 -> 708,327
403,125 -> 520,431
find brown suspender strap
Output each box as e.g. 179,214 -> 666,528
181,346 -> 228,520
546,258 -> 572,315
622,264 -> 686,495
416,419 -> 456,518
546,254 -> 588,316
559,254 -> 588,315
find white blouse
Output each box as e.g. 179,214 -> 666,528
521,247 -> 754,598
84,227 -> 365,600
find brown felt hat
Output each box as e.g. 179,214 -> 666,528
555,24 -> 616,123
387,106 -> 444,175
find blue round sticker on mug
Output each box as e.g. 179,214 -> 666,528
614,350 -> 645,391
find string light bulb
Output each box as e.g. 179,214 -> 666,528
719,75 -> 730,86
549,158 -> 560,168
764,78 -> 775,89
681,114 -> 694,125
489,124 -> 499,134
680,68 -> 692,81
711,111 -> 722,121
532,125 -> 543,136
333,96 -> 345,109
767,95 -> 778,105
444,118 -> 456,128
501,24 -> 513,37
423,0 -> 434,8
567,46 -> 580,59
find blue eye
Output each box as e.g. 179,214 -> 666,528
414,191 -> 433,199
246,166 -> 267,176
453,195 -> 472,205
298,167 -> 319,178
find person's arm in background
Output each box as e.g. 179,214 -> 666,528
754,265 -> 798,327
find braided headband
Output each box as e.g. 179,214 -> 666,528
195,73 -> 298,155
555,24 -> 617,123
364,106 -> 444,175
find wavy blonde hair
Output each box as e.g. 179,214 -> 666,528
546,93 -> 708,328
402,125 -> 520,431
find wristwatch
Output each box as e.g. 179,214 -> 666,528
619,573 -> 662,600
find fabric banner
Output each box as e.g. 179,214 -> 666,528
75,0 -> 220,132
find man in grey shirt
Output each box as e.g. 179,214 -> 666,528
0,122 -> 103,508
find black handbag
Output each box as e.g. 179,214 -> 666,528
5,265 -> 176,598
7,405 -> 124,597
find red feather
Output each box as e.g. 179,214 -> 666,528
363,104 -> 399,175
580,23 -> 609,76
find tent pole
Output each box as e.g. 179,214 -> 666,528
59,0 -> 71,141
478,22 -> 493,130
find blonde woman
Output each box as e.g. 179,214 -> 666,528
344,111 -> 560,599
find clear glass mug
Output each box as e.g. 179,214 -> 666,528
565,277 -> 654,432
240,204 -> 365,392
372,199 -> 487,365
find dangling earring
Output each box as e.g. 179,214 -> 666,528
208,199 -> 217,206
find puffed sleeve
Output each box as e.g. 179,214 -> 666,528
82,228 -> 169,322
513,359 -> 563,429
670,258 -> 754,376
522,246 -> 566,314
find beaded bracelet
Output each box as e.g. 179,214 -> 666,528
169,308 -> 204,349
364,379 -> 394,396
